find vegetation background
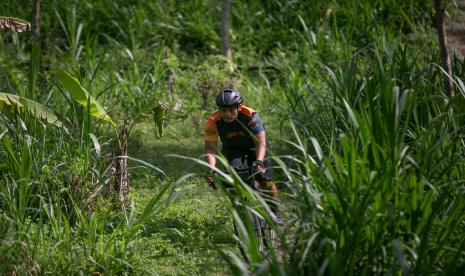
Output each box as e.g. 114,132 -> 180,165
1,0 -> 465,275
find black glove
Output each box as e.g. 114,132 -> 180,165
206,169 -> 218,190
252,160 -> 265,175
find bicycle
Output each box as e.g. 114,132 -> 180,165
208,164 -> 278,262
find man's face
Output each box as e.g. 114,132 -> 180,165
219,106 -> 239,123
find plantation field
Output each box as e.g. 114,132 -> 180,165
2,0 -> 465,275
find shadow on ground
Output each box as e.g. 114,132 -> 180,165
127,123 -> 205,179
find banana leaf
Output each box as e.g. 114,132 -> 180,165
57,69 -> 116,127
0,17 -> 30,32
0,92 -> 66,130
152,101 -> 168,138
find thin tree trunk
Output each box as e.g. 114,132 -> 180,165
117,121 -> 129,209
32,0 -> 41,41
164,48 -> 174,102
221,0 -> 232,63
434,0 -> 453,98
167,71 -> 174,101
29,0 -> 41,99
108,120 -> 130,210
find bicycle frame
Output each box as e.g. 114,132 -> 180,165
226,165 -> 276,261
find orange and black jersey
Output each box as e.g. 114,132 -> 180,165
204,106 -> 265,149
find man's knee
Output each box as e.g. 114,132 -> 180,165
258,179 -> 275,190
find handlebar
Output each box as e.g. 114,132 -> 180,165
208,166 -> 262,190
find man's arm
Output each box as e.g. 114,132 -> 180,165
254,131 -> 267,161
205,140 -> 218,167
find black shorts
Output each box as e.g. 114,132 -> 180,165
221,146 -> 273,181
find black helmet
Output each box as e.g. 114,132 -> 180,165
216,89 -> 243,107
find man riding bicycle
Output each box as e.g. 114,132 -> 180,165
204,89 -> 278,205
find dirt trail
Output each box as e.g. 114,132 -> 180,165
447,1 -> 465,59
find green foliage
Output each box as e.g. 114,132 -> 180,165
0,110 -> 177,273
0,92 -> 66,129
57,69 -> 115,127
1,0 -> 463,274
150,102 -> 168,138
131,186 -> 234,275
248,43 -> 465,275
173,54 -> 240,116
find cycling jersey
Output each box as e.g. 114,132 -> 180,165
205,105 -> 273,181
204,106 -> 265,149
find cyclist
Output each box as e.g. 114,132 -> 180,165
204,89 -> 278,207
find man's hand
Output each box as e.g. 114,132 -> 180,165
206,169 -> 218,190
252,160 -> 266,175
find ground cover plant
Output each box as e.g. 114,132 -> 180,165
1,0 -> 464,274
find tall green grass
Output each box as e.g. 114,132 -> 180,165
223,42 -> 465,275
0,14 -> 171,274
0,111 -> 176,273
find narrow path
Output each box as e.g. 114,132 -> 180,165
128,121 -> 237,274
